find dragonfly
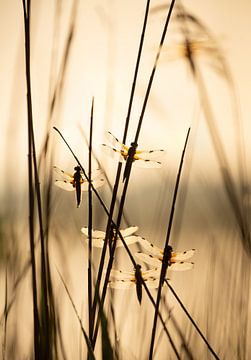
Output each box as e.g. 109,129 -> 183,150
108,265 -> 165,303
135,237 -> 196,271
81,226 -> 140,248
102,131 -> 165,168
53,165 -> 105,207
163,38 -> 219,60
162,37 -> 226,76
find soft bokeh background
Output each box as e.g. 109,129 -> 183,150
0,1 -> 250,359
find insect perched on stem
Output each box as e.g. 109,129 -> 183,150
53,165 -> 105,207
102,131 -> 165,169
108,266 -> 167,304
135,238 -> 196,270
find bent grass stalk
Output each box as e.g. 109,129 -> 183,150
166,281 -> 220,359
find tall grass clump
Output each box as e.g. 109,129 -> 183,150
0,0 -> 250,359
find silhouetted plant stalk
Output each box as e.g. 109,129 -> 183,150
21,1 -> 40,357
149,127 -> 190,360
88,98 -> 94,345
90,0 -> 152,343
3,266 -> 8,360
166,281 -> 220,360
56,269 -> 96,360
22,1 -> 55,358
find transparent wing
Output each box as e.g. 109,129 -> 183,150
108,280 -> 135,289
121,235 -> 139,246
82,236 -> 105,248
110,269 -> 134,280
172,249 -> 196,261
101,144 -> 125,162
110,267 -> 160,281
55,180 -> 75,191
91,177 -> 105,189
136,149 -> 165,158
169,261 -> 194,271
78,177 -> 105,192
134,252 -> 162,267
106,131 -> 128,151
53,166 -> 73,181
138,238 -> 163,256
141,268 -> 161,279
120,226 -> 139,237
108,277 -> 161,289
133,158 -> 162,168
81,227 -> 105,239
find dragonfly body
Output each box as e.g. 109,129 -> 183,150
109,266 -> 162,291
54,165 -> 105,207
73,166 -> 82,207
102,131 -> 164,168
136,237 -> 196,270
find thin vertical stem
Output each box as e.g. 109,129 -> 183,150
88,98 -> 94,343
134,0 -> 176,144
21,0 -> 40,358
149,128 -> 190,360
90,0 -> 152,341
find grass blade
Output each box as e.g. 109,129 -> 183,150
56,268 -> 96,360
149,128 -> 190,359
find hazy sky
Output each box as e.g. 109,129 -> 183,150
0,0 -> 250,190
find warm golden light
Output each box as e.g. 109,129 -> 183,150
0,1 -> 250,359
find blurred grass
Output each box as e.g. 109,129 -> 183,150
0,1 -> 250,359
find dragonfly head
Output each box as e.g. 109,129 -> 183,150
135,264 -> 141,271
164,245 -> 173,262
130,142 -> 138,148
74,165 -> 81,172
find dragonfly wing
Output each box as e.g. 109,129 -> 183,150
80,177 -> 105,192
138,238 -> 163,256
144,277 -> 161,289
101,144 -> 125,162
110,269 -> 134,280
172,249 -> 196,261
105,131 -> 129,152
108,280 -> 135,289
134,158 -> 162,168
115,237 -> 139,247
81,227 -> 106,239
135,252 -> 162,267
91,168 -> 104,180
91,238 -> 105,248
169,261 -> 194,271
136,149 -> 165,157
108,277 -> 161,289
123,235 -> 139,246
120,226 -> 139,237
53,166 -> 73,181
141,268 -> 161,279
55,180 -> 74,191
91,177 -> 106,189
81,235 -> 105,248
